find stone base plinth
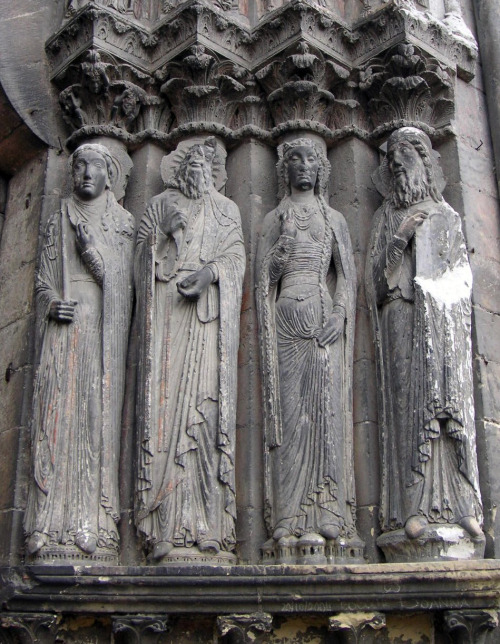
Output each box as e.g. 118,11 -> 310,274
261,534 -> 365,565
30,546 -> 118,566
157,547 -> 237,566
377,526 -> 486,563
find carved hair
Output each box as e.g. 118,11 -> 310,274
170,137 -> 216,198
276,138 -> 331,199
70,143 -> 113,191
386,127 -> 442,204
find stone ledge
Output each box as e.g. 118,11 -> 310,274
1,561 -> 499,615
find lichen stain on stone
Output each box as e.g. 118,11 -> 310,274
271,616 -> 327,643
386,613 -> 432,643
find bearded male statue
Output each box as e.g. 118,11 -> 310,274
24,144 -> 135,563
257,138 -> 362,565
135,137 -> 245,564
367,127 -> 484,562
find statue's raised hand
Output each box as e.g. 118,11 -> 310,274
160,204 -> 187,237
49,299 -> 78,323
177,266 -> 213,300
396,210 -> 429,244
75,222 -> 96,254
280,208 -> 297,239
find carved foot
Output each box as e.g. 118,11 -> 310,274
75,532 -> 97,554
152,541 -> 174,560
273,526 -> 291,541
404,515 -> 428,539
198,539 -> 221,555
26,531 -> 45,555
319,523 -> 340,540
459,516 -> 484,542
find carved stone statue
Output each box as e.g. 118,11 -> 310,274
257,138 -> 362,565
135,137 -> 245,564
24,144 -> 135,563
367,127 -> 484,562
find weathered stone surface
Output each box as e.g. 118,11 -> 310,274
353,422 -> 380,509
257,137 -> 361,562
368,127 -> 484,559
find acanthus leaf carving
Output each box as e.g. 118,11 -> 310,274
359,43 -> 455,132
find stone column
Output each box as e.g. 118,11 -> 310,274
328,140 -> 381,562
226,140 -> 277,563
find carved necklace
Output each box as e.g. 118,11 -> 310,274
293,204 -> 316,230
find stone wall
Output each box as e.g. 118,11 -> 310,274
0,0 -> 499,642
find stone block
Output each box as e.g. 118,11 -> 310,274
353,358 -> 378,424
353,421 -> 381,508
472,306 -> 500,365
474,418 -> 500,558
0,508 -> 23,565
0,365 -> 31,437
469,255 -> 500,314
0,316 -> 33,373
0,428 -> 20,511
460,189 -> 500,264
474,356 -> 500,424
0,260 -> 36,330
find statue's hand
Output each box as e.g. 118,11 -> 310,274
75,222 -> 96,253
177,266 -> 213,300
160,204 -> 187,237
280,208 -> 297,239
317,311 -> 344,347
49,299 -> 78,323
396,210 -> 428,243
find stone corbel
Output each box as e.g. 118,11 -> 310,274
217,613 -> 273,643
0,613 -> 59,644
112,615 -> 170,644
442,609 -> 499,644
328,612 -> 386,644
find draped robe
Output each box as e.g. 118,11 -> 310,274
257,196 -> 357,538
135,187 -> 245,552
368,197 -> 482,531
24,192 -> 135,553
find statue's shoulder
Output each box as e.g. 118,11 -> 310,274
261,207 -> 281,240
323,203 -> 350,234
211,189 -> 241,223
147,187 -> 179,209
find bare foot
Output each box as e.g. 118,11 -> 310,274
198,539 -> 220,554
152,541 -> 174,560
273,526 -> 290,541
404,515 -> 428,539
319,524 -> 340,540
76,532 -> 97,554
459,516 -> 484,542
27,531 -> 45,555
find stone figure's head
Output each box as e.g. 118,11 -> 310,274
174,137 -> 217,199
277,138 -> 330,199
71,143 -> 113,201
386,127 -> 442,207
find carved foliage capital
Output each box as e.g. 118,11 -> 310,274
217,613 -> 273,643
359,43 -> 455,132
442,610 -> 499,644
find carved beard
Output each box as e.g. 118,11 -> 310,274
391,165 -> 430,209
175,162 -> 213,200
